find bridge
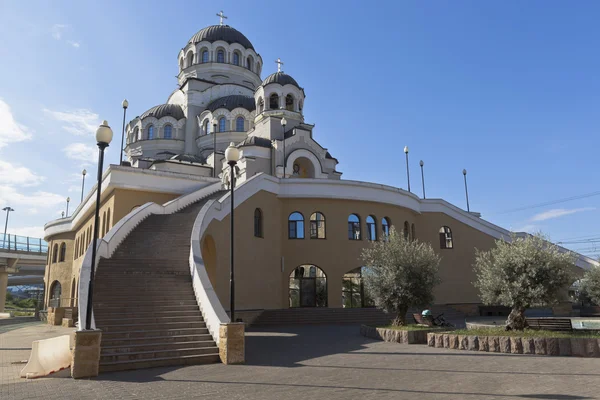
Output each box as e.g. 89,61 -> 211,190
0,234 -> 47,313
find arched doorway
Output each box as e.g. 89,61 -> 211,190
70,278 -> 76,307
289,265 -> 327,307
49,281 -> 62,308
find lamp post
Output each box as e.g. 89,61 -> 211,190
463,169 -> 470,212
85,120 -> 113,330
2,207 -> 14,248
404,146 -> 410,192
225,142 -> 240,323
212,118 -> 218,178
281,117 -> 287,178
119,99 -> 128,165
66,197 -> 70,217
81,169 -> 87,203
420,160 -> 425,199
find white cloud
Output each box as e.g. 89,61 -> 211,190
512,224 -> 539,233
67,40 -> 80,48
63,142 -> 97,163
51,24 -> 68,40
43,108 -> 99,136
0,185 -> 65,210
0,160 -> 44,186
530,208 -> 595,222
0,98 -> 32,148
10,226 -> 45,238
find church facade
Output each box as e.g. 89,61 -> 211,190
43,19 -> 596,331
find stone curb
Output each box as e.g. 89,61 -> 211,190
426,333 -> 600,357
360,325 -> 442,344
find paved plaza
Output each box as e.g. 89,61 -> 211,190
1,320 -> 600,399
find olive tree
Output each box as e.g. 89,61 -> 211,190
361,227 -> 441,326
474,233 -> 576,330
580,266 -> 600,306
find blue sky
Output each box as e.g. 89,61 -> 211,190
0,1 -> 598,257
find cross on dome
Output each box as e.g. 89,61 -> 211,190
275,58 -> 284,72
216,10 -> 228,25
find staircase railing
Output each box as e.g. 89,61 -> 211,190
77,181 -> 223,331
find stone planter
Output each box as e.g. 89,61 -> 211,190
427,333 -> 600,358
360,325 -> 442,345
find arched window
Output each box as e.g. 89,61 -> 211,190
299,100 -> 303,112
101,211 -> 106,237
366,216 -> 377,241
52,244 -> 58,263
310,212 -> 326,239
285,94 -> 294,111
218,117 -> 226,132
258,98 -> 264,113
342,267 -> 375,308
348,214 -> 361,240
74,238 -> 78,260
71,278 -> 76,306
289,265 -> 327,307
404,221 -> 410,240
202,119 -> 209,135
269,93 -> 279,110
411,223 -> 416,241
179,57 -> 184,71
49,281 -> 62,307
217,50 -> 225,63
236,117 -> 245,132
233,52 -> 240,66
133,127 -> 139,142
202,50 -> 209,63
147,125 -> 154,140
107,208 -> 111,231
164,124 -> 173,139
288,212 -> 304,239
439,226 -> 453,249
247,56 -> 254,71
254,208 -> 263,238
186,51 -> 193,67
59,242 -> 66,262
382,217 -> 391,239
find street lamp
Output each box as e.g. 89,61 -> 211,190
225,142 -> 240,323
404,146 -> 410,192
212,118 -> 218,178
85,120 -> 113,330
2,207 -> 14,248
66,197 -> 70,217
463,169 -> 470,212
419,160 -> 426,199
281,117 -> 287,178
81,169 -> 87,203
119,99 -> 128,165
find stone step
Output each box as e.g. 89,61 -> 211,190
95,315 -> 204,325
102,334 -> 213,347
101,340 -> 216,354
93,286 -> 194,293
99,353 -> 220,372
94,293 -> 197,302
98,321 -> 206,333
95,309 -> 201,319
100,346 -> 219,363
94,303 -> 199,313
101,327 -> 209,340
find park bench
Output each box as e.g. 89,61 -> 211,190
526,317 -> 573,332
413,313 -> 454,328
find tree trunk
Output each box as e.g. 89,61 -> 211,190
392,304 -> 409,326
505,306 -> 528,331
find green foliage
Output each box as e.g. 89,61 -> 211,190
580,266 -> 600,306
378,324 -> 444,331
474,233 -> 576,309
16,298 -> 37,309
6,292 -> 13,302
361,227 -> 441,325
453,327 -> 600,339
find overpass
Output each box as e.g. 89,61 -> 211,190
1,234 -> 47,312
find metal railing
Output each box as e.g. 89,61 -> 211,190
1,234 -> 47,253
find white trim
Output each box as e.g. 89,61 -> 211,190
284,149 -> 327,179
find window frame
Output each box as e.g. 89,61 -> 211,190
309,212 -> 326,239
366,215 -> 377,241
254,208 -> 263,238
147,125 -> 154,140
217,50 -> 225,63
202,50 -> 209,63
269,93 -> 279,110
236,117 -> 245,132
164,124 -> 173,139
218,117 -> 226,132
348,214 -> 362,240
288,212 -> 305,239
439,226 -> 454,249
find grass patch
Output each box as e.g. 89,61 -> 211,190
456,327 -> 600,339
12,311 -> 34,317
377,324 -> 445,331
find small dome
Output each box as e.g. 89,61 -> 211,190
140,104 -> 185,120
261,72 -> 301,89
238,136 -> 272,149
206,95 -> 256,113
188,25 -> 254,51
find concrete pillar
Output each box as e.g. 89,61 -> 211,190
219,323 -> 245,364
0,271 -> 7,313
71,330 -> 102,379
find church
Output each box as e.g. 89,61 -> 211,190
42,15 -> 596,371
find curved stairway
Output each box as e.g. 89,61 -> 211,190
93,191 -> 224,372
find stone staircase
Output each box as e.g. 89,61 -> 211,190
93,191 -> 224,372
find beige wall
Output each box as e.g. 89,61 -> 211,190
202,192 -> 499,312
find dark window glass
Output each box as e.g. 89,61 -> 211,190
348,214 -> 361,240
